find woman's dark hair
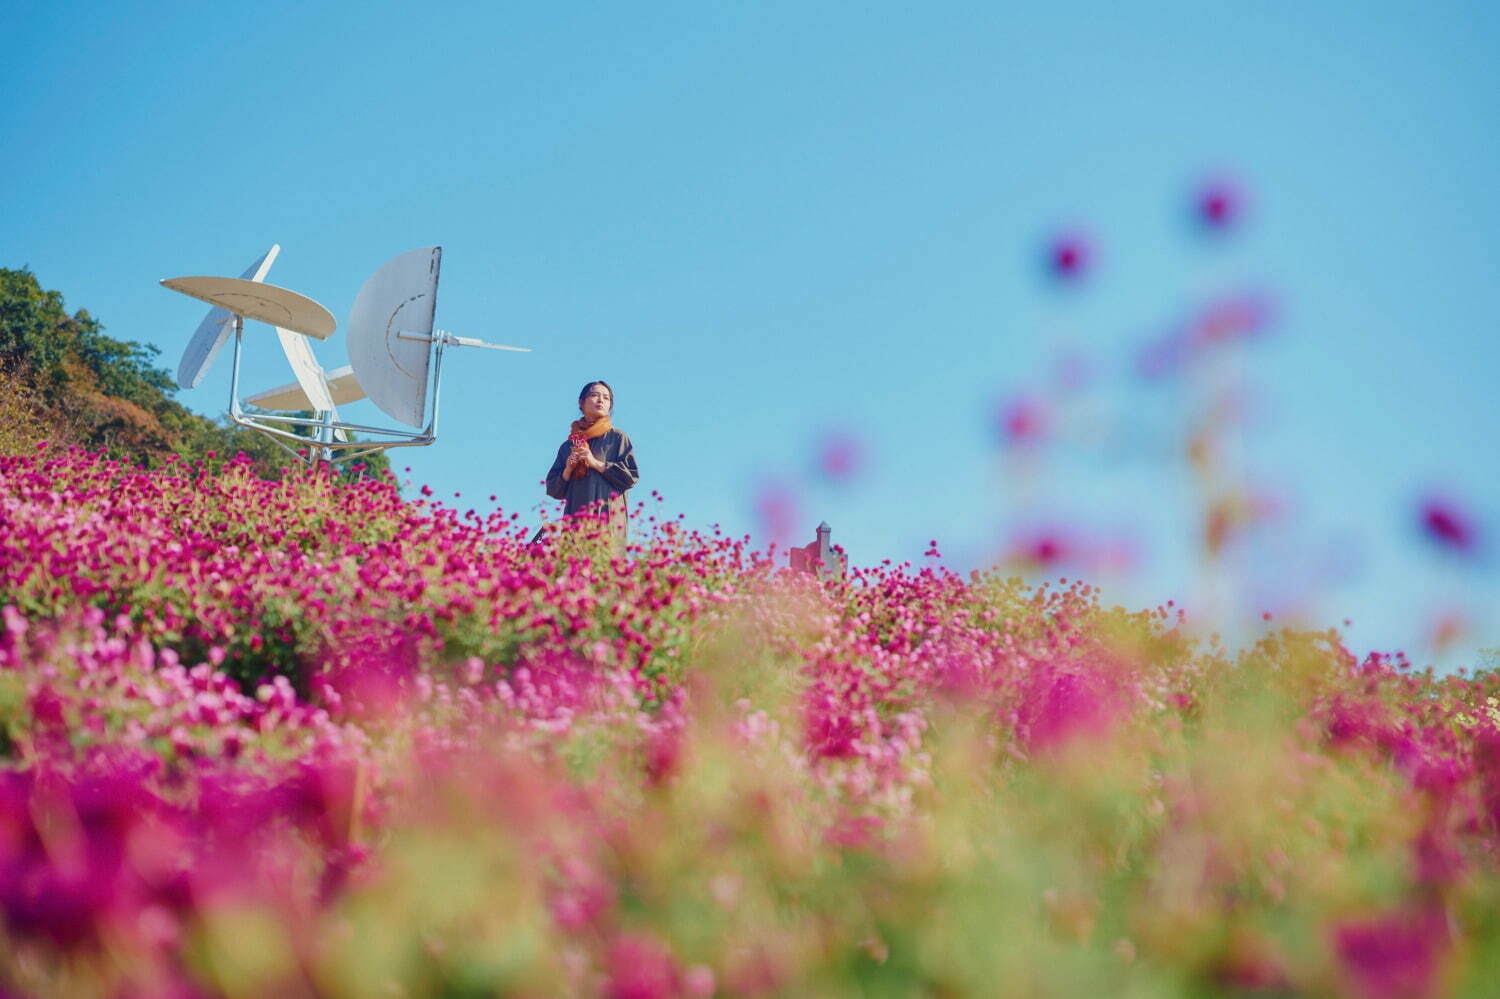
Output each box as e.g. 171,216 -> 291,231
578,380 -> 615,411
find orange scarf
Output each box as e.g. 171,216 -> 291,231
562,416 -> 613,480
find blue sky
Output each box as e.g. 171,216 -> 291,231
4,1 -> 1497,666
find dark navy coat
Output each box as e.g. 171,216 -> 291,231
544,429 -> 640,517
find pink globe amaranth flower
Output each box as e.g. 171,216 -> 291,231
1194,177 -> 1245,231
806,693 -> 861,760
753,481 -> 799,549
996,394 -> 1048,448
0,768 -> 171,950
284,758 -> 363,851
1189,292 -> 1273,347
681,965 -> 715,998
1419,496 -> 1479,554
1046,231 -> 1092,282
1136,291 -> 1273,380
1008,525 -> 1137,576
1007,527 -> 1071,569
825,812 -> 882,850
1031,540 -> 1064,566
1412,826 -> 1465,887
1018,666 -> 1116,752
1334,906 -> 1449,999
23,443 -> 1500,995
643,725 -> 684,786
815,431 -> 865,483
606,931 -> 681,999
1210,929 -> 1289,992
1427,610 -> 1466,653
547,860 -> 613,932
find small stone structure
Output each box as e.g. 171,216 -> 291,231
788,521 -> 847,581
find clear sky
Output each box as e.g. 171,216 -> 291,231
4,1 -> 1497,667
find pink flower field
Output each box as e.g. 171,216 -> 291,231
4,446 -> 1500,997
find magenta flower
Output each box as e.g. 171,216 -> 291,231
606,932 -> 681,999
1419,495 -> 1479,554
6,444 -> 1500,996
1046,231 -> 1092,282
1015,530 -> 1068,567
1194,176 -> 1245,231
996,394 -> 1048,447
1334,907 -> 1448,999
1019,667 -> 1116,751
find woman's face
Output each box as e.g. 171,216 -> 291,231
580,385 -> 612,420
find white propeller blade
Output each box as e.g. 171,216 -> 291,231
176,244 -> 280,388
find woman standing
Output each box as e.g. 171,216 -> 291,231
544,380 -> 639,549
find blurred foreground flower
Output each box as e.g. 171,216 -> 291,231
1419,494 -> 1480,556
1194,176 -> 1246,231
1003,523 -> 1138,574
813,430 -> 866,484
995,394 -> 1049,448
1045,230 -> 1092,283
753,479 -> 800,548
1136,290 -> 1275,379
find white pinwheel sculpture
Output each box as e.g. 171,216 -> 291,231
161,245 -> 528,464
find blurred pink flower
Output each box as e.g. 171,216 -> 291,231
815,431 -> 866,483
1004,524 -> 1138,575
1135,291 -> 1274,380
1020,667 -> 1117,751
996,395 -> 1048,448
1194,177 -> 1245,230
606,932 -> 681,999
1428,609 -> 1467,654
682,965 -> 716,998
548,858 -> 613,933
1334,907 -> 1448,999
1014,530 -> 1069,567
754,481 -> 800,549
1046,230 -> 1092,282
1419,495 -> 1479,554
1190,292 -> 1273,346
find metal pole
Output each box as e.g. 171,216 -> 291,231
318,408 -> 334,465
227,314 -> 245,419
425,335 -> 448,440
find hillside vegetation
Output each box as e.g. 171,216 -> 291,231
0,267 -> 388,478
3,448 -> 1500,997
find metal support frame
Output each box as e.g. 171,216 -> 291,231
225,314 -> 452,466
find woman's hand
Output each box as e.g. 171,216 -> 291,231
566,444 -> 604,476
